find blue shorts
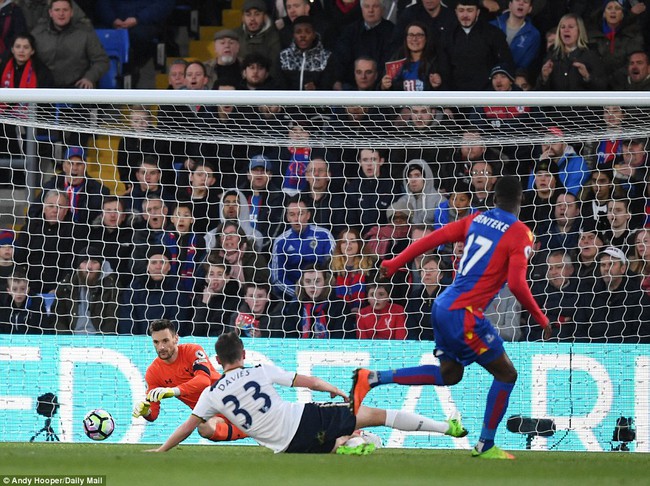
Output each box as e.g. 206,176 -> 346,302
431,301 -> 505,367
285,402 -> 357,453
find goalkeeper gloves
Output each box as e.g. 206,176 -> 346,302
132,400 -> 151,418
146,387 -> 180,402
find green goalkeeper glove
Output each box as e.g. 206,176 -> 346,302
146,387 -> 180,402
132,400 -> 151,418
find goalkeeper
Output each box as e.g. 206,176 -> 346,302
133,319 -> 247,442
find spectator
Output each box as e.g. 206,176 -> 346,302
535,13 -> 606,91
574,246 -> 650,343
629,228 -> 650,296
621,51 -> 650,91
357,280 -> 407,339
345,147 -> 400,235
614,138 -> 648,198
279,117 -> 313,195
29,146 -> 109,231
381,20 -> 443,91
277,0 -> 329,49
514,68 -> 532,90
54,245 -> 119,334
0,33 -> 52,88
17,0 -> 88,31
535,190 -> 582,260
96,0 -> 175,87
126,156 -> 175,216
388,159 -> 443,226
404,253 -> 444,340
192,255 -> 241,337
605,197 -> 635,254
270,194 -> 334,299
210,220 -> 270,286
587,0 -> 643,90
469,160 -> 497,211
32,0 -> 109,88
333,0 -> 394,89
579,165 -> 615,234
212,189 -> 265,252
528,250 -> 579,341
490,0 -> 540,70
365,209 -> 412,266
281,265 -> 352,339
205,29 -> 242,89
229,282 -> 284,337
0,269 -> 53,334
344,56 -> 379,90
527,126 -> 589,197
131,195 -> 171,277
162,201 -> 207,294
589,105 -> 626,167
14,189 -> 74,294
87,196 -> 133,286
239,53 -> 278,90
576,223 -> 605,294
438,0 -> 513,91
331,227 -> 377,314
0,229 -> 15,295
390,0 -> 456,53
176,160 -> 221,236
433,181 -> 477,231
304,157 -> 347,238
118,246 -> 184,335
279,15 -> 336,90
0,2 -> 27,56
166,58 -> 187,89
235,0 -> 282,81
521,158 -> 560,236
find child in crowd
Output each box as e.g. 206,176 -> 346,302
356,280 -> 407,340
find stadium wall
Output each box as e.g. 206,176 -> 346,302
0,337 -> 647,452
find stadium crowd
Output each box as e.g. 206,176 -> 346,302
0,0 -> 649,343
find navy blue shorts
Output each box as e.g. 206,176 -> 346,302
285,402 -> 357,453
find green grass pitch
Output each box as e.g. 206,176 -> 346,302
0,443 -> 647,486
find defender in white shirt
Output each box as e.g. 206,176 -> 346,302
150,332 -> 468,454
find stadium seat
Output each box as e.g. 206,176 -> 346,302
95,29 -> 132,89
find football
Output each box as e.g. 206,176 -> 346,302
83,409 -> 115,441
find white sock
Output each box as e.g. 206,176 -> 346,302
384,409 -> 448,434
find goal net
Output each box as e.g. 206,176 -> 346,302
0,89 -> 647,451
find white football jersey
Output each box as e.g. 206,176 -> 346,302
193,364 -> 305,452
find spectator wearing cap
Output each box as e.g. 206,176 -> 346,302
332,0 -> 394,90
489,0 -> 540,70
0,229 -> 15,296
521,157 -> 561,236
235,0 -> 282,81
527,127 -> 589,197
118,245 -> 186,335
527,249 -> 579,341
205,29 -> 242,89
438,0 -> 513,91
279,15 -> 336,90
238,154 -> 285,251
587,0 -> 643,90
54,245 -> 119,334
536,13 -> 606,91
96,0 -> 175,86
31,0 -> 109,88
29,146 -> 109,230
574,245 -> 650,343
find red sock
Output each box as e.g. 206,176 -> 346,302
209,422 -> 247,442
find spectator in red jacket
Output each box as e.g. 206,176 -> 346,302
356,280 -> 407,339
